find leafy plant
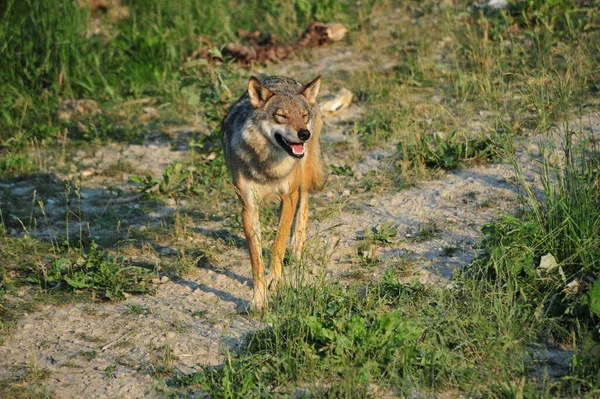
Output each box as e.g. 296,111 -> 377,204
328,163 -> 354,177
130,163 -> 191,197
469,126 -> 600,351
363,221 -> 398,245
27,243 -> 151,300
398,130 -> 505,172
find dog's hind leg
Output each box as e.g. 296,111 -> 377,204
269,190 -> 299,290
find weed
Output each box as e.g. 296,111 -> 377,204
26,242 -> 152,300
0,0 -> 362,141
149,344 -> 178,378
397,130 -> 507,172
441,245 -> 460,257
329,164 -> 355,177
176,271 -> 540,397
104,365 -> 116,377
466,121 -> 600,391
354,242 -> 380,269
412,220 -> 442,242
124,304 -> 152,316
362,221 -> 398,246
353,222 -> 398,269
130,163 -> 192,198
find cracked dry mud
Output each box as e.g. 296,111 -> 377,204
2,6 -> 598,399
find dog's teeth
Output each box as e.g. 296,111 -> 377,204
290,143 -> 304,154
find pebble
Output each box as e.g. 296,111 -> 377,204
152,276 -> 170,285
113,369 -> 136,379
341,189 -> 350,197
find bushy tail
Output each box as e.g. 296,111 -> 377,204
309,153 -> 328,193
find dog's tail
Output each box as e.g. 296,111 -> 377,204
308,151 -> 328,193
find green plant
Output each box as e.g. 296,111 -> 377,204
398,130 -> 505,172
175,268 -> 542,397
465,121 -> 600,391
329,164 -> 354,177
27,242 -> 152,300
363,221 -> 398,245
130,163 -> 191,197
0,134 -> 38,175
104,365 -> 116,377
0,0 -> 364,140
412,220 -> 441,242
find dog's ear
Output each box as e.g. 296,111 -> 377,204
300,75 -> 321,105
248,76 -> 274,109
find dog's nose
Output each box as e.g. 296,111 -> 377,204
298,129 -> 311,141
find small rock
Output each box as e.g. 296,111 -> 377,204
113,369 -> 136,379
324,22 -> 348,42
341,189 -> 350,197
320,88 -> 353,116
130,346 -> 143,355
151,278 -> 161,285
160,276 -> 170,284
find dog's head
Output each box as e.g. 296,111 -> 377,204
248,76 -> 321,159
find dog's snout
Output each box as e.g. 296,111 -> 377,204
298,129 -> 311,141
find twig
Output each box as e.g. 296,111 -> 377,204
101,329 -> 134,351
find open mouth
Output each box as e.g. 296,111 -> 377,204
275,133 -> 305,158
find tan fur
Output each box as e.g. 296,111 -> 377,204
222,75 -> 327,310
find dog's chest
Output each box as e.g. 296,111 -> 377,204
246,178 -> 296,203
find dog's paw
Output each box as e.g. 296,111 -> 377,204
267,275 -> 281,292
250,289 -> 268,312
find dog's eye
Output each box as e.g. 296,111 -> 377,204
302,112 -> 309,122
274,113 -> 287,120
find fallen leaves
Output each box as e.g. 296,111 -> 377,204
191,22 -> 349,67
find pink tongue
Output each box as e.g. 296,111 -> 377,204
290,143 -> 304,154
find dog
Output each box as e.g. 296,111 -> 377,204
222,75 -> 327,310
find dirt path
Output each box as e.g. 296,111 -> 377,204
3,6 -> 597,398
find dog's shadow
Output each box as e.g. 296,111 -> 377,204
194,226 -> 247,249
173,255 -> 253,312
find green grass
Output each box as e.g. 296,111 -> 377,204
0,0 -> 359,136
175,273 -> 542,397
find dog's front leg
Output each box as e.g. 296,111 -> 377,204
290,188 -> 309,261
269,190 -> 299,290
240,196 -> 266,310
